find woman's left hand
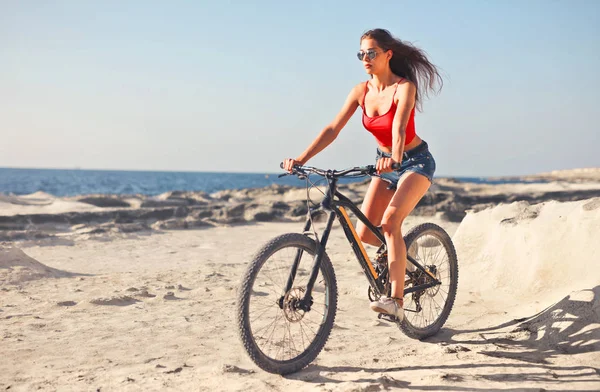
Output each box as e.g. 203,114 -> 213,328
376,157 -> 398,174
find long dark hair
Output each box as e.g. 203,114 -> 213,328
361,28 -> 443,111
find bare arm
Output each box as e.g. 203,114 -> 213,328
390,81 -> 417,163
283,84 -> 363,171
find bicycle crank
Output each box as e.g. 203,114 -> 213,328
377,313 -> 401,324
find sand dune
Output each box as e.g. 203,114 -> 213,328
456,198 -> 600,307
450,197 -> 600,377
0,247 -> 77,284
0,195 -> 599,390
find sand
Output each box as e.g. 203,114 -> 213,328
1,185 -> 599,390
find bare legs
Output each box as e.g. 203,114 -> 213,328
356,177 -> 394,246
382,173 -> 431,300
356,172 -> 431,305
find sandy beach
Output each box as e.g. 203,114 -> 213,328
1,170 -> 600,391
4,0 -> 600,389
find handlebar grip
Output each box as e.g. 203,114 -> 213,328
391,162 -> 402,170
281,161 -> 302,171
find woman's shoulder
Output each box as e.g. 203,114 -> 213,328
396,77 -> 415,88
396,78 -> 417,95
352,81 -> 369,93
348,81 -> 368,103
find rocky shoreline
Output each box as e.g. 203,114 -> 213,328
1,170 -> 599,243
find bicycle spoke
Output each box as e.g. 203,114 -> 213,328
245,239 -> 333,364
401,226 -> 458,339
254,310 -> 281,339
260,271 -> 285,295
259,311 -> 283,357
301,316 -> 324,329
274,253 -> 289,291
286,319 -> 300,358
298,321 -> 307,352
426,295 -> 443,314
249,304 -> 280,326
250,298 -> 279,311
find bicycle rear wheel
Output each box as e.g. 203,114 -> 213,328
237,233 -> 338,374
401,223 -> 458,339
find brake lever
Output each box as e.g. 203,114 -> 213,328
279,162 -> 307,179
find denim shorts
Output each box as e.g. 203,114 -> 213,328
375,140 -> 436,189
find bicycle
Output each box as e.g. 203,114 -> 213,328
236,164 -> 458,375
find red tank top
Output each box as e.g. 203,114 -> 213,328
361,80 -> 416,147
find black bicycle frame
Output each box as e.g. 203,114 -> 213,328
283,176 -> 441,312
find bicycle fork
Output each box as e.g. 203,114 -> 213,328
280,209 -> 336,312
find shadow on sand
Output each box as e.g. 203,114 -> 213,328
288,286 -> 600,391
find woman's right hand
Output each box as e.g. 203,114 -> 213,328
282,158 -> 303,173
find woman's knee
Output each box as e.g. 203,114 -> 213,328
356,223 -> 376,243
380,209 -> 406,236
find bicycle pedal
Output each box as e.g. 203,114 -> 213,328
377,313 -> 400,323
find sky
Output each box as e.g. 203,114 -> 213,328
2,1 -> 599,177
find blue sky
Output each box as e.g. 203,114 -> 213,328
2,1 -> 599,176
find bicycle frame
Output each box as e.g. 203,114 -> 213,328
283,176 -> 441,312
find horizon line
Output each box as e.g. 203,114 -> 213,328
0,165 -> 579,179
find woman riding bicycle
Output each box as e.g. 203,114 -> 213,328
283,28 -> 443,321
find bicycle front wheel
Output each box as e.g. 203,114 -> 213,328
237,233 -> 338,375
401,223 -> 458,340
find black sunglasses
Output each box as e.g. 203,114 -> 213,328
356,49 -> 379,61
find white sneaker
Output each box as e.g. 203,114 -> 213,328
370,297 -> 404,321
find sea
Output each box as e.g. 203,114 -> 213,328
0,168 -> 544,197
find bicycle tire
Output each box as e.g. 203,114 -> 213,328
237,233 -> 338,374
400,223 -> 458,340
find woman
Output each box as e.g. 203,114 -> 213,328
283,28 -> 442,321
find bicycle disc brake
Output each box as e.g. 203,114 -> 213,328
282,287 -> 311,322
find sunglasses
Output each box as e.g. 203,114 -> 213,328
356,49 -> 379,61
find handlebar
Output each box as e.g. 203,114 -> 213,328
279,162 -> 401,179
